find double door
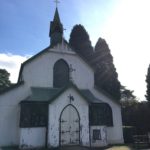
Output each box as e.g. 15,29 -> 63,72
60,105 -> 80,145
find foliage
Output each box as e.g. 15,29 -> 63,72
120,86 -> 138,107
120,87 -> 150,134
93,38 -> 121,100
122,101 -> 150,134
121,86 -> 135,101
69,24 -> 94,61
69,26 -> 121,101
123,126 -> 136,143
145,64 -> 150,101
0,69 -> 11,92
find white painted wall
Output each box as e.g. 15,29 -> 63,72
0,43 -> 124,148
22,44 -> 94,89
90,126 -> 107,147
0,84 -> 30,146
48,87 -> 90,148
91,88 -> 124,144
20,128 -> 46,149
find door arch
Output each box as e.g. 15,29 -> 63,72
59,104 -> 80,146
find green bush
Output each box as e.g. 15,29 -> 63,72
123,126 -> 136,143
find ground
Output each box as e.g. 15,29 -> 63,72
105,146 -> 133,150
106,146 -> 150,150
57,146 -> 133,150
1,145 -> 150,150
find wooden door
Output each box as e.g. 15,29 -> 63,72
60,105 -> 80,146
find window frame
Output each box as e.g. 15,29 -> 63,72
20,101 -> 48,128
53,59 -> 70,88
89,103 -> 113,127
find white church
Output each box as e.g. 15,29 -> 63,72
0,6 -> 124,149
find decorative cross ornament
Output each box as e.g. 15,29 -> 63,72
69,64 -> 76,81
68,94 -> 74,104
54,0 -> 60,7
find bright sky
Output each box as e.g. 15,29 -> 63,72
0,0 -> 150,101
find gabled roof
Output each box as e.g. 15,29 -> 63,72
0,81 -> 24,95
27,87 -> 60,101
22,82 -> 103,104
15,45 -> 119,105
17,44 -> 94,83
81,89 -> 102,103
94,85 -> 120,105
18,46 -> 50,82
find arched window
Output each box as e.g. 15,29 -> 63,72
89,103 -> 113,126
53,59 -> 69,88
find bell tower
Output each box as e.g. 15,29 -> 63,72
49,2 -> 63,47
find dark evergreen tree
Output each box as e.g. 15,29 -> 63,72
69,24 -> 94,61
121,86 -> 136,101
69,25 -> 120,101
93,38 -> 121,100
0,69 -> 11,92
145,64 -> 150,102
121,83 -> 150,134
122,101 -> 150,134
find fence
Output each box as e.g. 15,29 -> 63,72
133,134 -> 150,148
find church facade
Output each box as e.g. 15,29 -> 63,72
0,7 -> 124,148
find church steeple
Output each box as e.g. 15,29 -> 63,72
53,7 -> 61,24
49,7 -> 63,46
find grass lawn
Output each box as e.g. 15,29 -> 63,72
106,146 -> 133,150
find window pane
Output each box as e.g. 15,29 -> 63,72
20,102 -> 48,128
53,59 -> 69,88
89,104 -> 113,126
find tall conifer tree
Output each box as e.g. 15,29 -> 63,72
69,26 -> 121,101
69,24 -> 94,61
146,64 -> 150,101
93,38 -> 121,100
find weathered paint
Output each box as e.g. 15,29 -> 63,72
60,105 -> 80,145
0,43 -> 124,148
0,85 -> 30,146
91,88 -> 124,144
20,127 -> 46,149
48,88 -> 90,148
90,126 -> 107,147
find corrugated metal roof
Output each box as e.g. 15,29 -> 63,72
26,87 -> 60,101
80,89 -> 102,103
23,84 -> 103,104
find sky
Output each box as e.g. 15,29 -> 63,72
0,0 -> 150,101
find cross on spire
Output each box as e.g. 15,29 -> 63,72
54,0 -> 60,7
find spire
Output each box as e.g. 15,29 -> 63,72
53,8 -> 61,23
49,7 -> 63,46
